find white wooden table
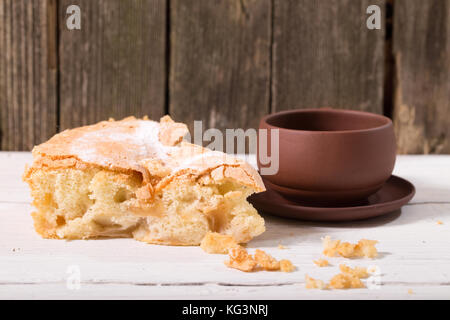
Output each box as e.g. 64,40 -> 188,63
1,152 -> 449,299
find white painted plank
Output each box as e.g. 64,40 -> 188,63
1,283 -> 450,300
1,152 -> 450,299
1,201 -> 450,298
392,155 -> 450,204
0,152 -> 32,203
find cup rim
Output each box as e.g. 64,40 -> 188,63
261,108 -> 392,134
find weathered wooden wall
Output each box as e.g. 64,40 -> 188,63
273,0 -> 385,114
170,0 -> 271,132
0,0 -> 58,151
393,0 -> 450,154
0,0 -> 449,153
59,0 -> 166,130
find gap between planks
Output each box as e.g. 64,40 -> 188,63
1,280 -> 450,287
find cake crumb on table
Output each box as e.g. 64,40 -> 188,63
304,272 -> 365,290
305,275 -> 327,290
322,235 -> 378,258
339,264 -> 369,278
305,262 -> 369,290
224,246 -> 257,272
224,247 -> 295,273
278,244 -> 287,249
437,220 -> 443,225
200,232 -> 239,254
254,249 -> 280,271
328,273 -> 365,289
280,260 -> 295,272
313,258 -> 329,267
408,289 -> 414,294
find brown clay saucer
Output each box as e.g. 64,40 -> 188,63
248,175 -> 415,222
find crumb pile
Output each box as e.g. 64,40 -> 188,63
306,264 -> 370,290
322,236 -> 378,258
200,232 -> 380,289
306,236 -> 379,290
225,247 -> 295,273
313,259 -> 329,267
305,275 -> 327,290
225,246 -> 258,272
201,232 -> 294,273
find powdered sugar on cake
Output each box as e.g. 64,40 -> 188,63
71,120 -> 173,168
31,116 -> 264,192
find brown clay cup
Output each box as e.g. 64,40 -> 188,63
257,108 -> 397,205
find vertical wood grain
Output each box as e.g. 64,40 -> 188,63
0,0 -> 58,150
58,0 -> 166,130
393,0 -> 450,154
272,0 -> 385,113
169,0 -> 271,131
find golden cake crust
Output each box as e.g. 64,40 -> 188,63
24,116 -> 265,195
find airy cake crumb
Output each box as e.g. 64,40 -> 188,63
224,246 -> 257,272
322,236 -> 378,258
313,258 -> 329,267
305,275 -> 326,290
322,235 -> 341,257
200,232 -> 239,254
305,272 -> 365,290
224,247 -> 294,272
339,264 -> 369,279
328,273 -> 365,289
280,259 -> 295,272
305,262 -> 369,290
254,249 -> 280,271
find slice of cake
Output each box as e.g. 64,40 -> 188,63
23,116 -> 266,245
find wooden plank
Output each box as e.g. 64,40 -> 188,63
2,282 -> 450,300
2,152 -> 450,298
0,0 -> 58,151
58,0 -> 167,130
393,0 -> 450,154
2,200 -> 450,289
169,0 -> 271,131
2,190 -> 450,298
273,0 -> 385,113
